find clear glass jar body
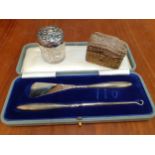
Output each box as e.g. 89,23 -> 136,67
40,42 -> 65,63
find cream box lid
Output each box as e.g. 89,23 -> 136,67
16,42 -> 136,78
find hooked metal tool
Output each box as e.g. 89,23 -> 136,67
17,100 -> 144,111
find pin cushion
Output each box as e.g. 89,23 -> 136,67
86,32 -> 128,69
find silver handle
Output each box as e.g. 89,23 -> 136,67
79,81 -> 132,88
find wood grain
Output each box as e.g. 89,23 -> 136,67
0,19 -> 155,135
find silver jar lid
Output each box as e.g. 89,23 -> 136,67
37,26 -> 64,47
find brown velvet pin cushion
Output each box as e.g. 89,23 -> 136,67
86,32 -> 128,69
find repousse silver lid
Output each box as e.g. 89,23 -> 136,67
37,26 -> 64,47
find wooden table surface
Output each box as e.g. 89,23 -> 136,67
0,19 -> 155,135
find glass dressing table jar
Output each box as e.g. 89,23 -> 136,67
37,26 -> 65,63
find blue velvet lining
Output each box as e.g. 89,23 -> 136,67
3,73 -> 154,121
